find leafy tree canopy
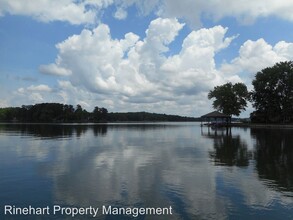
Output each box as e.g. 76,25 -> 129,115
208,82 -> 248,117
0,103 -> 199,122
0,103 -> 107,122
251,61 -> 293,123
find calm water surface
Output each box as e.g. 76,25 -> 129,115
0,122 -> 293,219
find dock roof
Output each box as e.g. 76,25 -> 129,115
201,111 -> 231,118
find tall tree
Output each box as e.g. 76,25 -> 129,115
93,106 -> 108,122
251,61 -> 293,123
74,104 -> 84,121
208,82 -> 248,116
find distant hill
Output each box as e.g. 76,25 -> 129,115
0,103 -> 200,122
108,112 -> 200,122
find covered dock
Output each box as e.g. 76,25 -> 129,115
201,111 -> 231,127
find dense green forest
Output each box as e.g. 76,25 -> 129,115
108,112 -> 199,122
208,61 -> 293,123
0,103 -> 199,122
250,61 -> 293,123
0,103 -> 107,122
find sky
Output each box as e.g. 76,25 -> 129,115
1,0 -> 293,117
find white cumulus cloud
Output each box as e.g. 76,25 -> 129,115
27,84 -> 53,92
220,39 -> 293,83
33,18 -> 240,116
114,7 -> 127,20
39,63 -> 72,76
157,0 -> 293,27
0,0 -> 108,24
9,15 -> 293,116
2,0 -> 293,26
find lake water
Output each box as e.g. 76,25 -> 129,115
0,122 -> 293,219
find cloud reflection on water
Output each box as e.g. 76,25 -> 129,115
1,123 -> 293,219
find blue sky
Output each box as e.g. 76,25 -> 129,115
1,0 -> 293,117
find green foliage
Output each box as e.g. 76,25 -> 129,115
0,103 -> 107,122
107,112 -> 199,122
208,82 -> 248,116
0,103 -> 198,122
251,61 -> 293,123
93,107 -> 108,122
0,107 -> 23,121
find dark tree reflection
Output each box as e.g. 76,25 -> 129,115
0,124 -> 108,138
204,127 -> 252,167
0,123 -> 176,139
251,128 -> 293,192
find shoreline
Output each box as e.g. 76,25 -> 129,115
231,123 -> 293,128
1,121 -> 293,128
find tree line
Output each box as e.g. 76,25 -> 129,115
108,112 -> 199,122
0,103 -> 108,123
208,61 -> 293,123
2,61 -> 291,123
0,103 -> 199,123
